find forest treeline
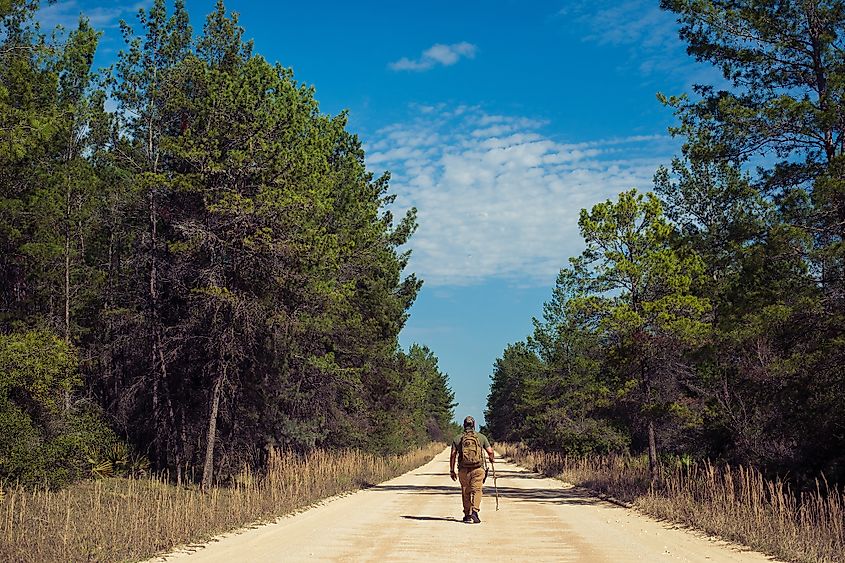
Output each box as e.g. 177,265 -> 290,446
487,0 -> 845,486
0,0 -> 455,488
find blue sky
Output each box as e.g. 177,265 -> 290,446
40,0 -> 717,424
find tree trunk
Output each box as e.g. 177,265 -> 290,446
64,184 -> 71,345
647,419 -> 658,482
164,375 -> 179,483
63,180 -> 72,411
643,358 -> 659,482
201,364 -> 225,491
177,408 -> 188,485
149,186 -> 170,469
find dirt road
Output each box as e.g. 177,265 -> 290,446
162,448 -> 778,562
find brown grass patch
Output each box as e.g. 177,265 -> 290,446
498,443 -> 844,563
0,443 -> 443,562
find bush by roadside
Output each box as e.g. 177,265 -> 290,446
0,330 -> 132,489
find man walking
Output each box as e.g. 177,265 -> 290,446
450,415 -> 495,523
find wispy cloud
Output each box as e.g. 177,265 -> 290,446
38,0 -> 152,32
367,105 -> 675,286
556,0 -> 722,89
389,42 -> 478,72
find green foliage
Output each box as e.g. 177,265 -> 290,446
0,331 -> 123,488
657,0 -> 845,481
488,191 -> 710,460
0,0 -> 447,489
86,442 -> 150,479
0,329 -> 78,404
403,344 -> 456,443
489,0 -> 845,487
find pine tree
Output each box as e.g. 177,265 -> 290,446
568,190 -> 711,477
661,0 -> 845,479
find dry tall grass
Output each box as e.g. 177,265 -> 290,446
499,443 -> 845,563
0,443 -> 443,562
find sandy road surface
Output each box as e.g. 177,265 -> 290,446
161,448 -> 779,563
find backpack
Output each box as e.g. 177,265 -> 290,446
459,431 -> 483,469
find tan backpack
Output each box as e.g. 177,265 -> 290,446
459,431 -> 483,469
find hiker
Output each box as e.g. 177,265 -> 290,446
450,415 -> 495,523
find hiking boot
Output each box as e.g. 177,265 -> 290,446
471,510 -> 481,524
462,514 -> 473,523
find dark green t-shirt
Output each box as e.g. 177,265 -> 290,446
452,431 -> 491,469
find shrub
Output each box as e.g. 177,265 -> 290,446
0,331 -> 127,488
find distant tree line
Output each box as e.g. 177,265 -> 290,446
487,0 -> 845,485
0,0 -> 455,488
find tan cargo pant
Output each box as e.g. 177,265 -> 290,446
458,466 -> 485,515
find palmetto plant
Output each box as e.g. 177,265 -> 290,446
127,451 -> 151,478
87,449 -> 113,479
87,443 -> 150,479
105,443 -> 129,475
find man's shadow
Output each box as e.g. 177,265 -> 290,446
401,515 -> 461,523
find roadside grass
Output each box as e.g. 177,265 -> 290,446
0,443 -> 443,562
498,443 -> 844,563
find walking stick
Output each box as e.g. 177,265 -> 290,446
492,460 -> 499,511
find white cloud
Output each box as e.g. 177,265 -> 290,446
556,0 -> 723,88
38,0 -> 153,32
366,107 -> 675,286
389,42 -> 478,72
